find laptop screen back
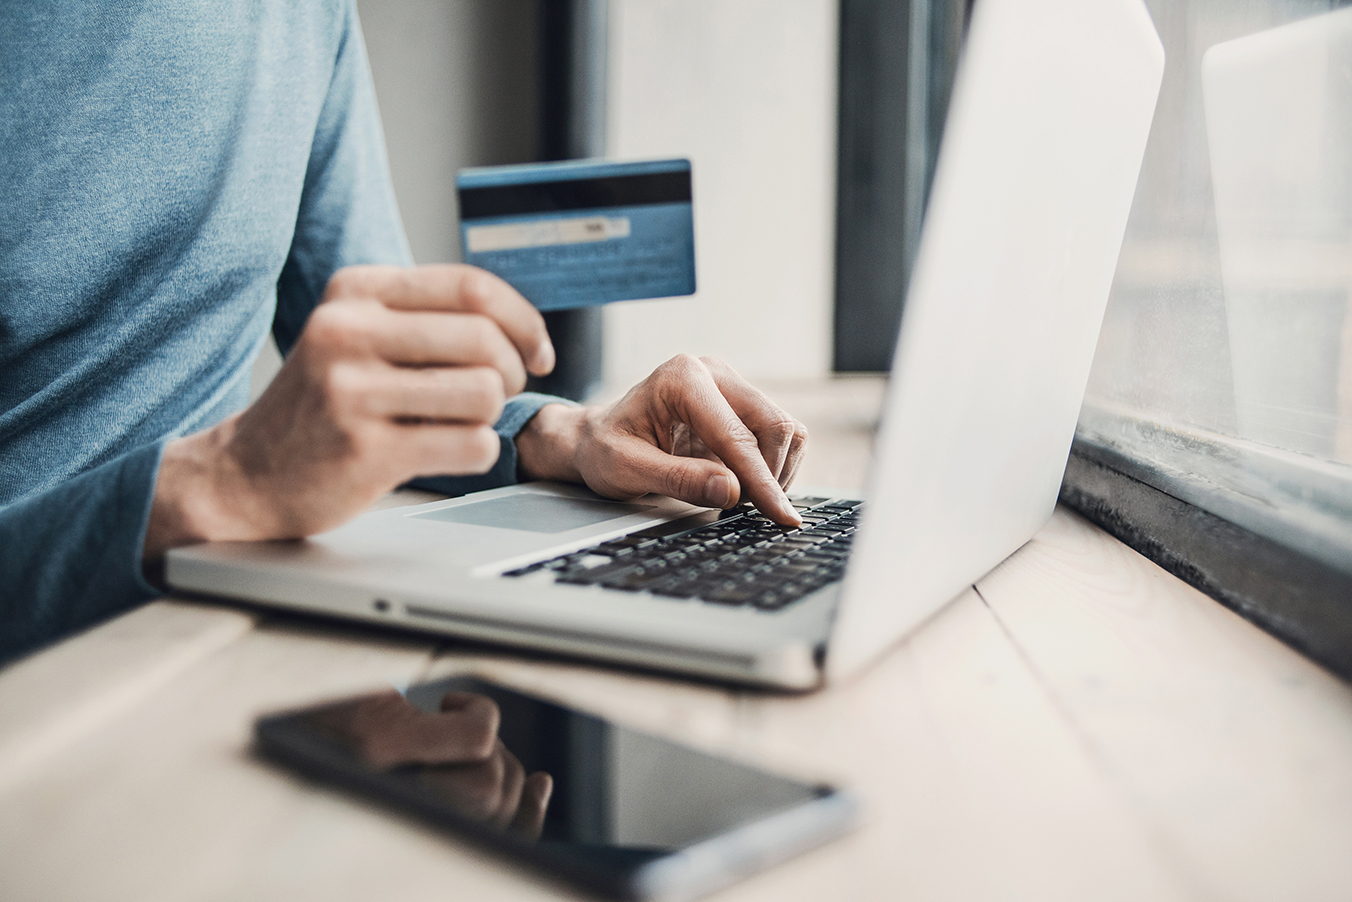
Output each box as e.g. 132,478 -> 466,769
826,0 -> 1165,680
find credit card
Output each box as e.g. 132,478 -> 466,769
457,158 -> 696,311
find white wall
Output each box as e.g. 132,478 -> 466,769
604,0 -> 839,385
356,0 -> 537,265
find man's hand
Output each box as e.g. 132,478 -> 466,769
313,690 -> 553,840
145,264 -> 554,558
515,355 -> 808,526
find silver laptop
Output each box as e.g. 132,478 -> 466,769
167,0 -> 1164,690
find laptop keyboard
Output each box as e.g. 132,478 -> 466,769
501,497 -> 863,612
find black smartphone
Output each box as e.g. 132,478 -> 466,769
255,675 -> 857,901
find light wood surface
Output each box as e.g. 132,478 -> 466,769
2,376 -> 1350,902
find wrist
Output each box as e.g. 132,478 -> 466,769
514,403 -> 588,484
144,417 -> 258,561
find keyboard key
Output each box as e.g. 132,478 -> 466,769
600,568 -> 669,591
647,576 -> 703,598
610,534 -> 661,549
557,560 -> 638,585
703,583 -> 760,606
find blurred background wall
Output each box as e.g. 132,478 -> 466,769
601,1 -> 838,386
357,0 -> 540,266
352,0 -> 838,393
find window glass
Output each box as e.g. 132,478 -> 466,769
1081,0 -> 1352,572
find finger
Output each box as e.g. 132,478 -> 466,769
669,423 -> 723,463
511,772 -> 554,840
453,744 -> 508,821
339,692 -> 499,767
659,357 -> 800,525
489,747 -> 527,831
410,703 -> 500,763
780,432 -> 807,491
325,264 -> 554,377
699,357 -> 807,485
777,418 -> 810,491
366,309 -> 528,395
342,364 -> 506,425
592,433 -> 741,509
391,422 -> 502,478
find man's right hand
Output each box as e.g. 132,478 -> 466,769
143,264 -> 554,560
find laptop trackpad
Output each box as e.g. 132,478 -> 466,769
411,494 -> 658,533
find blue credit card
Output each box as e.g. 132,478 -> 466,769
457,158 -> 696,312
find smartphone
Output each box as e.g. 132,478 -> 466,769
255,675 -> 857,901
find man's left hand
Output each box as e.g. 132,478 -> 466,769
515,355 -> 808,526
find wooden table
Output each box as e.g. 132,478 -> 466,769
2,377 -> 1350,902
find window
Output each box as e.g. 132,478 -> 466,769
1066,0 -> 1352,676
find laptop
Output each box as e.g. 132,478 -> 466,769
167,0 -> 1164,690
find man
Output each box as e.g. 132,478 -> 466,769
0,1 -> 807,663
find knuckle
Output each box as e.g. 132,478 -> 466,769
466,367 -> 506,422
457,266 -> 493,313
323,266 -> 363,298
319,362 -> 361,412
498,355 -> 527,396
346,425 -> 381,463
656,353 -> 703,389
465,311 -> 495,344
668,352 -> 701,373
467,425 -> 500,472
304,302 -> 365,354
303,303 -> 344,345
766,415 -> 798,443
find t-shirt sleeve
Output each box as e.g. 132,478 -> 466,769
0,443 -> 164,664
272,0 -> 414,354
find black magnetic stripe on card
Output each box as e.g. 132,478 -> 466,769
459,170 -> 692,220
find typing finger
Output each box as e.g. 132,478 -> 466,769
699,356 -> 808,485
656,356 -> 800,525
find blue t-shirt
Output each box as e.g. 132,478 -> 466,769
0,0 -> 555,662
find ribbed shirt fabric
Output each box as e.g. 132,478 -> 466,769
0,0 -> 560,662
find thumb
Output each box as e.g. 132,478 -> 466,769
598,436 -> 742,509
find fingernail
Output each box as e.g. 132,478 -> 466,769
704,473 -> 732,508
779,495 -> 802,525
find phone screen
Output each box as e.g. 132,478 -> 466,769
255,675 -> 855,899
